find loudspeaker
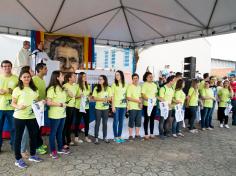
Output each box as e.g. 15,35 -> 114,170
183,57 -> 196,79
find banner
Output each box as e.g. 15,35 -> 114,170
31,31 -> 95,72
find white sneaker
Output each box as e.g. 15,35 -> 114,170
207,127 -> 213,130
220,124 -> 224,128
74,137 -> 83,144
189,130 -> 196,134
224,124 -> 230,129
177,133 -> 184,137
172,134 -> 178,138
85,137 -> 92,143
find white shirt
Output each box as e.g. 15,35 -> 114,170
15,48 -> 31,68
31,49 -> 50,71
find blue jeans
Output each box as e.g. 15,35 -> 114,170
208,101 -> 216,127
201,107 -> 212,128
188,106 -> 197,130
172,110 -> 181,134
21,127 -> 29,153
113,108 -> 126,138
0,110 -> 15,148
231,100 -> 236,125
49,118 -> 65,152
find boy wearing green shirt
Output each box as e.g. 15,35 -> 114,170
127,73 -> 142,140
0,60 -> 18,152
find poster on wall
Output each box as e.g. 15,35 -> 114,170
44,34 -> 84,72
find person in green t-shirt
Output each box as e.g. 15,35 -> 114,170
62,72 -> 78,149
0,60 -> 18,153
46,71 -> 69,159
127,73 -> 142,141
200,81 -> 215,130
218,80 -> 233,128
158,75 -> 175,139
75,72 -> 92,143
141,72 -> 158,140
171,79 -> 186,138
92,75 -> 112,144
186,79 -> 200,133
11,69 -> 43,168
111,70 -> 128,143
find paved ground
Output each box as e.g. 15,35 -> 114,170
0,118 -> 236,176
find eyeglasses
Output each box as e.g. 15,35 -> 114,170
98,78 -> 103,81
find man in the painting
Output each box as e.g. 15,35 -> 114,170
49,36 -> 83,72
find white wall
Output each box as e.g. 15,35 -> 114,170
136,38 -> 211,80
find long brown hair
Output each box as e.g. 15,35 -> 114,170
47,71 -> 64,93
175,79 -> 184,91
78,72 -> 88,91
96,75 -> 108,93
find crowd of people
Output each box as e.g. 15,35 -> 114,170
0,45 -> 236,169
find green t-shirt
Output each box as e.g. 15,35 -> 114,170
218,88 -> 232,107
47,86 -> 67,119
172,90 -> 186,108
63,83 -> 78,108
199,80 -> 205,94
201,88 -> 214,108
32,75 -> 46,101
92,86 -> 112,110
0,74 -> 18,110
12,87 -> 39,119
188,87 -> 199,106
141,82 -> 157,106
75,84 -> 91,109
111,83 -> 128,108
159,85 -> 174,104
127,84 -> 142,110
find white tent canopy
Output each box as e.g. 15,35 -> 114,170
1,0 -> 236,47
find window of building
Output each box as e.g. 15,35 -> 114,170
111,49 -> 116,68
124,48 -> 129,67
104,50 -> 109,68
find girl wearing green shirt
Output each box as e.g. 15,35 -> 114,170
218,80 -> 233,128
47,71 -> 69,159
141,72 -> 157,140
186,79 -> 200,133
62,72 -> 77,149
12,69 -> 42,168
92,75 -> 112,144
111,70 -> 127,143
74,72 -> 92,143
172,79 -> 186,137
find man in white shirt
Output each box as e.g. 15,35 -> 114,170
15,41 -> 31,75
31,41 -> 50,72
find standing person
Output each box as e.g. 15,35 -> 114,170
31,41 -> 50,72
20,63 -> 48,156
12,69 -> 42,168
111,70 -> 128,143
200,81 -> 215,130
158,75 -> 175,139
92,75 -> 112,144
0,60 -> 18,153
218,80 -> 233,128
208,76 -> 217,129
172,72 -> 183,90
33,63 -> 48,154
74,72 -> 92,143
127,73 -> 142,140
229,74 -> 236,126
62,72 -> 78,149
47,71 -> 69,159
141,72 -> 157,140
171,79 -> 186,137
15,41 -> 31,75
186,79 -> 200,134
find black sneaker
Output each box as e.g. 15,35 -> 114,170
129,136 -> 134,141
135,135 -> 143,141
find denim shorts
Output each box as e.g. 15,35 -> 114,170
128,110 -> 142,128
